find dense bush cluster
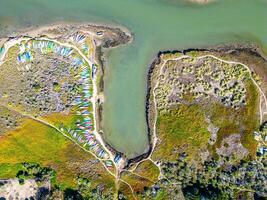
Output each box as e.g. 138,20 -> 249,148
61,177 -> 114,200
16,163 -> 55,184
155,56 -> 250,111
159,153 -> 267,199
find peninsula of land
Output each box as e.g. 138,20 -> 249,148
143,45 -> 267,199
0,23 -> 136,199
0,23 -> 266,199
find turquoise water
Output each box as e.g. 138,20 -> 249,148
1,0 -> 267,158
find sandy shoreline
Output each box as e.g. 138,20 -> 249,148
0,20 -> 132,39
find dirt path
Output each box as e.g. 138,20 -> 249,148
0,102 -> 116,177
0,36 -> 118,165
200,54 -> 267,124
141,53 -> 267,186
37,37 -> 117,163
0,35 -> 136,198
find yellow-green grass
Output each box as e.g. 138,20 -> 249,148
134,160 -> 160,183
0,118 -> 114,189
42,112 -> 96,151
85,38 -> 94,57
42,105 -> 94,130
153,76 -> 259,162
0,163 -> 24,178
0,46 -> 20,84
153,103 -> 210,162
134,186 -> 169,200
120,171 -> 154,194
207,79 -> 259,157
41,110 -> 78,130
6,45 -> 19,59
153,190 -> 169,200
118,180 -> 135,200
160,52 -> 183,61
0,45 -> 21,81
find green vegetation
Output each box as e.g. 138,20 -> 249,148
153,54 -> 260,163
0,118 -> 114,190
160,52 -> 183,60
207,79 -> 259,157
148,51 -> 266,199
42,110 -> 79,131
52,82 -> 61,92
120,171 -> 154,195
0,163 -> 24,178
158,153 -> 266,199
16,163 -> 56,185
118,181 -> 135,200
0,119 -> 69,166
138,187 -> 169,200
153,103 -> 210,161
134,160 -> 160,183
0,34 -> 116,199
